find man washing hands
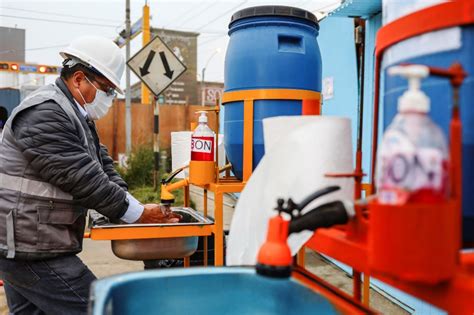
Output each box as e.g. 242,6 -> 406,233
0,35 -> 181,315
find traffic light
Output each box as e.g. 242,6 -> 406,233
37,65 -> 59,74
0,61 -> 59,74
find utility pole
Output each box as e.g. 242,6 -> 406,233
153,96 -> 160,190
201,48 -> 221,105
125,0 -> 132,154
141,1 -> 151,105
201,67 -> 206,106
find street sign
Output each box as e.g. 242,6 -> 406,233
127,35 -> 187,97
114,18 -> 143,48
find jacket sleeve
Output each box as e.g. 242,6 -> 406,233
12,101 -> 128,219
99,144 -> 128,191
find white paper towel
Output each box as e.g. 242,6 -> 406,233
171,131 -> 226,179
226,116 -> 354,266
171,131 -> 193,179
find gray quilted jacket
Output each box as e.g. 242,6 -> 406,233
0,78 -> 128,260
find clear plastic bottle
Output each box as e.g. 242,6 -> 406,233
191,111 -> 215,162
189,111 -> 216,185
376,65 -> 449,205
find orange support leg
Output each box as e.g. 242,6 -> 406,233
214,191 -> 224,266
243,99 -> 254,182
297,247 -> 306,267
204,189 -> 208,266
302,99 -> 321,115
363,273 -> 371,306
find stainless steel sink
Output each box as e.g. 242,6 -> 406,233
92,207 -> 213,260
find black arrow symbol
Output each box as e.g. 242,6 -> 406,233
159,51 -> 174,79
139,50 -> 155,77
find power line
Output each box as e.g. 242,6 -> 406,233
195,0 -> 249,32
198,35 -> 227,48
0,14 -> 119,28
0,44 -> 67,55
173,27 -> 226,35
0,6 -> 122,23
174,2 -> 215,29
199,33 -> 226,37
169,2 -> 212,29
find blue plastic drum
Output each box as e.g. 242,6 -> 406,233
224,6 -> 322,179
383,25 -> 474,242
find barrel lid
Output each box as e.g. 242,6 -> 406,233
230,6 -> 318,27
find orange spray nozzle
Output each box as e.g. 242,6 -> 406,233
256,214 -> 292,278
255,187 -> 343,278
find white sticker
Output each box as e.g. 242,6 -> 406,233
378,130 -> 445,191
322,77 -> 334,101
383,27 -> 462,68
191,138 -> 212,153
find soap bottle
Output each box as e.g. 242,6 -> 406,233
376,65 -> 449,205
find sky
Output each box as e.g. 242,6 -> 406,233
0,0 -> 341,88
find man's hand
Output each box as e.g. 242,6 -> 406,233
137,204 -> 182,224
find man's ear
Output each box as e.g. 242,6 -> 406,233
71,71 -> 85,89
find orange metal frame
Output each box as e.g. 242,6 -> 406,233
292,266 -> 376,315
187,178 -> 246,266
303,1 -> 474,313
370,0 -> 474,190
222,88 -> 321,182
89,225 -> 213,240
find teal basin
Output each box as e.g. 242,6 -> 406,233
90,267 -> 339,315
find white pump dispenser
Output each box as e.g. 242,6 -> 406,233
388,65 -> 430,113
197,111 -> 208,124
190,110 -> 216,185
376,64 -> 449,205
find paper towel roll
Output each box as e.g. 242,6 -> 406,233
171,132 -> 193,179
226,116 -> 354,266
171,132 -> 226,179
217,134 -> 226,169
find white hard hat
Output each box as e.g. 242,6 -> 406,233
60,36 -> 125,94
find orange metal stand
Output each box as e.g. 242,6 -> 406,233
184,178 -> 246,266
306,227 -> 474,313
370,0 -> 474,191
302,7 -> 474,309
222,88 -> 321,182
292,266 -> 376,315
89,225 -> 213,240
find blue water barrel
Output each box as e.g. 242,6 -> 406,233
383,24 -> 474,242
224,6 -> 321,179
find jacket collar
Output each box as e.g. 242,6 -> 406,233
55,77 -> 85,118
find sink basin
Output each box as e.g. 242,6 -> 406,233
92,207 -> 213,260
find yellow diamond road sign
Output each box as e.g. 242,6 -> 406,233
127,35 -> 187,97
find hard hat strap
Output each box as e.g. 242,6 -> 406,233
62,56 -> 103,79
